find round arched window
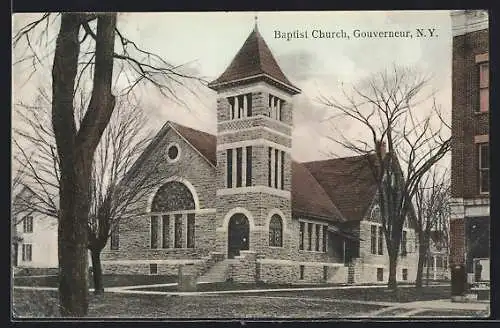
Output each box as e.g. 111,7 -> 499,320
166,143 -> 180,162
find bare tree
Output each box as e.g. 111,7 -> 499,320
13,87 -> 175,295
318,64 -> 451,289
413,166 -> 450,288
13,13 -> 203,316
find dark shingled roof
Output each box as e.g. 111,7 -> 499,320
208,26 -> 300,93
303,155 -> 379,222
170,122 -> 217,166
291,161 -> 345,222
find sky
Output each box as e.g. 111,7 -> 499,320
12,11 -> 452,163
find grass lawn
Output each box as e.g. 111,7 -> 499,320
13,274 -> 177,288
12,289 -> 386,318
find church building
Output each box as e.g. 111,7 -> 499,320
100,23 -> 418,284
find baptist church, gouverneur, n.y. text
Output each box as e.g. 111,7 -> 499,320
100,23 -> 419,284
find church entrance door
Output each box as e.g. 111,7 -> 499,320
228,214 -> 249,259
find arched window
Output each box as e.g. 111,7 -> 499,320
269,214 -> 283,247
151,181 -> 195,212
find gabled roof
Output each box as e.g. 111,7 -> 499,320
208,26 -> 300,94
303,155 -> 379,222
170,122 -> 217,166
291,161 -> 345,222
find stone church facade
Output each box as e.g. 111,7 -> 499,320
100,24 -> 418,284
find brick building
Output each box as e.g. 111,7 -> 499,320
100,23 -> 418,284
450,10 -> 490,292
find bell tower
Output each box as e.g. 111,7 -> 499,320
208,21 -> 301,258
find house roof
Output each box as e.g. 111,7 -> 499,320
303,155 -> 379,222
208,26 -> 300,94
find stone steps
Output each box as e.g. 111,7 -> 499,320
197,259 -> 237,283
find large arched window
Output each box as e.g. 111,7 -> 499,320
150,181 -> 196,250
269,214 -> 283,247
151,181 -> 195,212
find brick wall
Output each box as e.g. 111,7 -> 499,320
451,28 -> 489,199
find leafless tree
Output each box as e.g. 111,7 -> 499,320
413,166 -> 450,288
12,87 -> 181,295
318,64 -> 451,289
13,12 -> 204,316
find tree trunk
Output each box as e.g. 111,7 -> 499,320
426,255 -> 431,286
52,13 -> 89,317
388,248 -> 398,290
90,248 -> 104,295
415,238 -> 427,288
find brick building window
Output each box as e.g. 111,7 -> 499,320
479,143 -> 489,193
378,226 -> 384,255
187,213 -> 195,248
377,268 -> 384,282
23,216 -> 33,233
174,214 -> 182,248
299,221 -> 305,250
315,224 -> 320,251
307,223 -> 313,251
299,265 -> 305,280
149,263 -> 158,275
269,214 -> 283,247
22,244 -> 32,262
401,230 -> 407,257
150,216 -> 159,249
479,62 -> 489,112
110,223 -> 119,250
370,225 -> 377,254
228,93 -> 252,119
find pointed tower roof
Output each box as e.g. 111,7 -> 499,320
208,24 -> 301,95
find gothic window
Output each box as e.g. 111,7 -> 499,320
151,216 -> 159,249
269,214 -> 283,247
371,205 -> 381,221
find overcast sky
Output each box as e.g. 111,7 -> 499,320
12,11 -> 452,163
